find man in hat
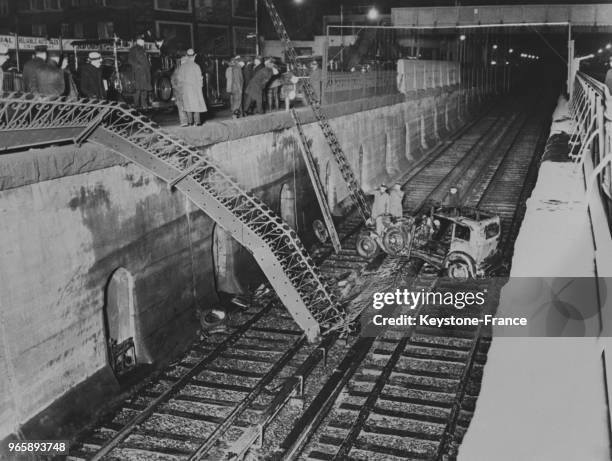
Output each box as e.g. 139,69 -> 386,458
22,45 -> 48,93
0,44 -> 9,91
171,53 -> 188,126
176,49 -> 207,126
79,51 -> 105,99
243,57 -> 277,115
128,35 -> 152,109
37,50 -> 65,97
370,183 -> 389,235
225,56 -> 244,118
388,183 -> 404,219
309,59 -> 322,102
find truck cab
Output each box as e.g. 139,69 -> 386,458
436,208 -> 501,279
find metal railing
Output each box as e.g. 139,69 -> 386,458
322,69 -> 397,104
320,60 -> 461,105
397,60 -> 460,93
570,72 -> 612,235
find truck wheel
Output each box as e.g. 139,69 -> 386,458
155,75 -> 173,102
447,260 -> 472,280
382,227 -> 408,256
356,233 -> 380,259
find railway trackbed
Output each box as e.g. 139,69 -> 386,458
68,90 -> 552,461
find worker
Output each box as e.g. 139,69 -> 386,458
176,49 -> 207,126
128,35 -> 152,109
79,52 -> 105,99
370,183 -> 389,235
388,183 -> 404,219
226,56 -> 245,118
22,45 -> 48,94
445,186 -> 461,215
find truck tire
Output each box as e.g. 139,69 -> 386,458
356,232 -> 380,259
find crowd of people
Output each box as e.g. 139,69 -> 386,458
0,37 -> 154,107
0,38 -> 325,127
223,55 -> 322,119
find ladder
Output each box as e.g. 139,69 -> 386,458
0,94 -> 346,342
291,109 -> 341,253
262,0 -> 371,223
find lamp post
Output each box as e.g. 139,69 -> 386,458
255,0 -> 259,55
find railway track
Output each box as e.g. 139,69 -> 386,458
69,91 -> 550,461
275,92 -> 551,461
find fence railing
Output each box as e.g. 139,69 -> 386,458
320,60 -> 461,105
322,70 -> 397,105
570,72 -> 612,237
397,60 -> 460,93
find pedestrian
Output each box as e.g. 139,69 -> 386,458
79,51 -> 105,99
225,56 -> 244,118
242,58 -> 255,89
128,35 -> 152,109
38,50 -> 65,97
0,44 -> 9,91
22,45 -> 48,93
309,59 -> 322,103
252,56 -> 264,74
388,183 -> 404,219
171,55 -> 188,127
60,56 -> 78,100
177,49 -> 207,126
280,71 -> 300,111
243,58 -> 277,115
266,67 -> 282,111
606,56 -> 612,94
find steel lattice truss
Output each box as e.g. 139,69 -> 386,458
262,0 -> 372,223
0,93 -> 345,341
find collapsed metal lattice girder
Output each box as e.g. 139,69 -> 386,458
262,0 -> 372,223
0,93 -> 346,342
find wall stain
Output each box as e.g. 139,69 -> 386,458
125,173 -> 151,188
68,184 -> 111,211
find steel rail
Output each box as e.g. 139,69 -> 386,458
88,302 -> 275,461
326,103 -> 534,461
280,94 -> 544,461
435,103 -> 550,460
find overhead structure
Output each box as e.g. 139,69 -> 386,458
262,0 -> 372,223
391,3 -> 612,30
0,94 -> 346,342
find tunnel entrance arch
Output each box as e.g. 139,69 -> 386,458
104,268 -> 141,377
280,182 -> 297,229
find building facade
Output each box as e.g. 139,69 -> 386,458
0,0 -> 256,57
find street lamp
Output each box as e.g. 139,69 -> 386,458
367,7 -> 379,21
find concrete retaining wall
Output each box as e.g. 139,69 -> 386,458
0,84 -> 482,439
